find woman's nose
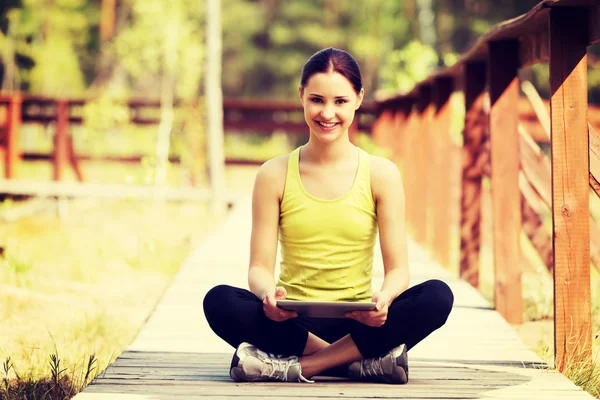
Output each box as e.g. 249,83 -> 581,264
320,108 -> 335,120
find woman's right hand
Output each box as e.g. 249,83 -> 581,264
263,286 -> 298,321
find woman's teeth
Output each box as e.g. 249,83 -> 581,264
318,122 -> 337,128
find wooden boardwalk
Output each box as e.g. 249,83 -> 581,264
72,197 -> 594,400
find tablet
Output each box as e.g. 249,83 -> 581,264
276,300 -> 377,319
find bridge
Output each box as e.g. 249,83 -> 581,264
1,0 -> 599,398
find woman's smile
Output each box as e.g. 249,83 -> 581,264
316,121 -> 340,131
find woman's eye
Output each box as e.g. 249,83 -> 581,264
310,98 -> 323,103
336,99 -> 348,104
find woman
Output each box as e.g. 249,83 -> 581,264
203,47 -> 454,384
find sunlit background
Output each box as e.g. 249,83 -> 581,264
0,1 -> 599,399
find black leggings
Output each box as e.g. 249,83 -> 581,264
203,279 -> 454,360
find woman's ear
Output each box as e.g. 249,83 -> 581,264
298,86 -> 305,106
356,88 -> 365,110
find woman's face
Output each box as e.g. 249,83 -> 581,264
299,71 -> 364,144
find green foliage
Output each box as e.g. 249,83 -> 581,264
6,0 -> 94,95
112,0 -> 205,100
379,40 -> 439,93
81,96 -> 131,138
1,251 -> 32,288
354,133 -> 392,159
2,0 -> 570,102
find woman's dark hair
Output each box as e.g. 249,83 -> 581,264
300,48 -> 362,94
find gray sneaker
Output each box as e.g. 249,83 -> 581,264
230,342 -> 313,383
348,343 -> 408,384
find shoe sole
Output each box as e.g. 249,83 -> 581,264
392,344 -> 409,384
229,345 -> 246,382
377,344 -> 409,384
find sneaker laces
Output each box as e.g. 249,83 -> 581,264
260,357 -> 313,383
360,357 -> 385,378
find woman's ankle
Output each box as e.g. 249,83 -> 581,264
298,355 -> 319,378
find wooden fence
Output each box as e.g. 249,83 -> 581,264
0,95 -> 377,181
371,0 -> 600,371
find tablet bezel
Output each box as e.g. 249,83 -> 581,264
276,300 -> 377,318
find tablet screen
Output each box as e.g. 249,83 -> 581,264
276,300 -> 376,318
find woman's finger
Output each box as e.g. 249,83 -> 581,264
275,286 -> 287,300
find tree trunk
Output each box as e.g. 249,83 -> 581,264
154,3 -> 178,188
205,0 -> 226,215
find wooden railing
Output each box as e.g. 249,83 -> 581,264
0,95 -> 378,180
371,0 -> 600,370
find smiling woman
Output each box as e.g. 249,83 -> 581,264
202,47 -> 454,385
298,49 -> 364,145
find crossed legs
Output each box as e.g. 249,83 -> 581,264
203,280 -> 454,378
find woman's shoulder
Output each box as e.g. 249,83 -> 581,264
368,154 -> 401,180
257,153 -> 291,178
253,153 -> 292,197
368,154 -> 403,195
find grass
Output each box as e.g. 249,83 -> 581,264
2,351 -> 97,399
0,196 -> 221,399
0,137 -> 260,399
0,118 -> 289,400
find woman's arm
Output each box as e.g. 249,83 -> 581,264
247,156 -> 298,321
372,156 -> 410,304
248,158 -> 284,300
346,156 -> 410,327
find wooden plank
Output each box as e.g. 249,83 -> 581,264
431,77 -> 455,268
519,124 -> 600,272
488,40 -> 522,324
0,180 -> 240,203
393,99 -> 414,175
521,80 -> 551,138
54,100 -> 69,181
521,201 -> 553,274
519,172 -> 544,215
588,122 -> 600,197
549,7 -> 592,371
370,108 -> 394,150
519,27 -> 550,68
414,85 -> 433,246
520,174 -> 553,273
460,62 -> 488,288
5,93 -> 21,179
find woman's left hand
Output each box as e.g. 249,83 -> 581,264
345,291 -> 391,327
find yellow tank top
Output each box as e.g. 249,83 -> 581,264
277,146 -> 378,302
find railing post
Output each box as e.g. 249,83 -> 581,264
460,62 -> 487,288
54,100 -> 69,181
370,107 -> 393,150
393,98 -> 413,174
488,40 -> 522,324
431,77 -> 454,268
5,93 -> 22,179
549,7 -> 591,371
414,85 -> 433,246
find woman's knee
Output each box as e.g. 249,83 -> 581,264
423,279 -> 454,326
203,284 -> 234,322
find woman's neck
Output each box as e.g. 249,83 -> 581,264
303,136 -> 355,165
